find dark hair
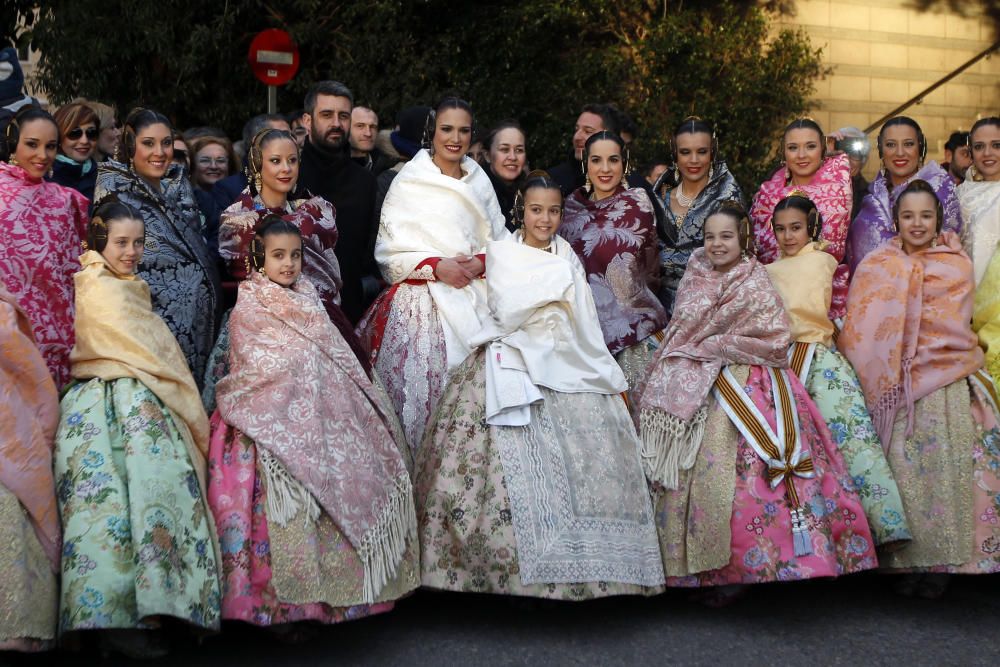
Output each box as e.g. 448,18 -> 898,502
249,214 -> 303,272
511,169 -> 562,227
121,108 -> 172,164
773,193 -> 823,242
88,196 -> 142,254
707,199 -> 753,255
892,179 -> 943,234
483,119 -> 524,152
2,106 -> 57,160
970,117 -> 1000,144
246,128 -> 298,196
877,116 -> 926,164
610,105 -> 637,139
303,80 -> 354,116
641,159 -> 669,179
580,103 -> 621,136
783,117 -> 824,148
672,116 -> 717,163
242,113 -> 288,147
423,95 -> 475,148
945,130 -> 970,153
582,131 -> 629,191
284,109 -> 305,127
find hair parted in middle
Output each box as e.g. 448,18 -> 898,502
248,213 -> 303,274
581,130 -> 630,188
87,194 -> 142,253
773,190 -> 823,242
891,178 -> 943,234
511,169 -> 562,227
246,127 -> 298,196
708,198 -> 754,255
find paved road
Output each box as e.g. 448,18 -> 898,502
13,574 -> 1000,666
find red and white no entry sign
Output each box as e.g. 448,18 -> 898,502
248,29 -> 300,86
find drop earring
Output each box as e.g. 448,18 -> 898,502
254,172 -> 262,193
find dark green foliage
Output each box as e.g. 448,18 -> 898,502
15,0 -> 825,187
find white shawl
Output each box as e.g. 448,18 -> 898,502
470,234 -> 627,425
376,150 -> 509,368
958,177 -> 1000,285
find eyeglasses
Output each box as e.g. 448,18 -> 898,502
196,156 -> 229,167
66,127 -> 99,141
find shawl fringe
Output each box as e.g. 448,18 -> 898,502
258,447 -> 321,527
358,474 -> 417,604
639,406 -> 707,489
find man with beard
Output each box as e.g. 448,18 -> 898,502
296,80 -> 378,322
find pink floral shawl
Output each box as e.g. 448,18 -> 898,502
750,154 -> 852,319
215,272 -> 414,602
0,286 -> 60,570
839,231 -> 983,448
0,162 -> 88,387
636,249 -> 791,486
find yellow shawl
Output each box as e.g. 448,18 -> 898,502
765,242 -> 837,348
70,251 -> 210,488
974,246 -> 1000,385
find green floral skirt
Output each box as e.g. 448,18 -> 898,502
54,378 -> 221,635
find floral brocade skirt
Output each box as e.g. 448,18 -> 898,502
0,482 -> 58,651
415,349 -> 663,600
206,413 -> 419,626
656,365 -> 879,585
878,378 -> 1000,573
54,378 -> 221,635
615,330 -> 666,409
802,344 -> 911,547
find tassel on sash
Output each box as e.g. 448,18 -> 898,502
713,367 -> 816,556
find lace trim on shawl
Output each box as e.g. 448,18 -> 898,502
639,406 -> 708,489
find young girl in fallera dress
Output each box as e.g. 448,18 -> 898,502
416,173 -> 665,599
54,198 -> 222,658
207,216 -> 418,630
635,201 -> 877,605
765,193 -> 910,548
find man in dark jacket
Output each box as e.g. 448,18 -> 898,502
295,80 -> 378,323
546,103 -> 620,197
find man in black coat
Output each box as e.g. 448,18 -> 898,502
546,103 -> 620,197
295,80 -> 379,323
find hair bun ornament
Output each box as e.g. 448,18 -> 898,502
787,188 -> 809,198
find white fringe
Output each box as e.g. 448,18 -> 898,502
639,407 -> 707,490
358,473 -> 417,604
258,447 -> 321,527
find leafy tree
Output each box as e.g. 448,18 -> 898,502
20,0 -> 824,187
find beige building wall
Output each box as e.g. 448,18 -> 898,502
775,0 -> 999,176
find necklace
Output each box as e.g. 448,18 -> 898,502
674,182 -> 695,208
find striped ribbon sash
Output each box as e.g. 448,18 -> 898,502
787,341 -> 818,382
970,368 -> 1000,418
713,366 -> 816,556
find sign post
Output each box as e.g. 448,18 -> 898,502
248,29 -> 300,114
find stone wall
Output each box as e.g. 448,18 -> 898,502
775,0 -> 998,174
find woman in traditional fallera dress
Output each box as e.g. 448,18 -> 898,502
652,117 -> 743,316
0,107 -> 88,388
841,180 -> 1000,597
417,172 -> 665,599
846,116 -> 963,275
559,130 -> 668,393
750,118 -> 853,320
970,118 -> 1000,387
358,97 -> 510,455
94,108 -> 222,389
962,118 -> 1000,288
207,215 -> 418,628
54,199 -> 221,657
636,201 -> 876,602
0,285 -> 60,652
765,193 -> 910,547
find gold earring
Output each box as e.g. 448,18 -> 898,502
585,174 -> 592,191
8,155 -> 17,166
254,172 -> 262,193
258,266 -> 266,276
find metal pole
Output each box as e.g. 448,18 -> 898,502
863,40 -> 1000,134
267,85 -> 277,114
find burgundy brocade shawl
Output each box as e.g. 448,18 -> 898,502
559,186 -> 667,355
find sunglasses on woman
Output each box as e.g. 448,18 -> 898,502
66,127 -> 100,141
